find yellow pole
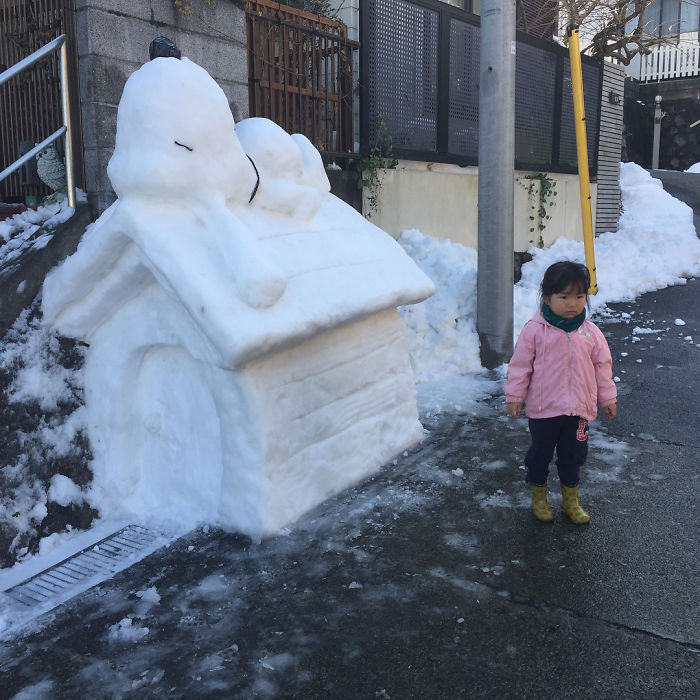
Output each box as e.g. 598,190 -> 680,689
567,23 -> 598,294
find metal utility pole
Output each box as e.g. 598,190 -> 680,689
477,0 -> 516,368
652,94 -> 663,170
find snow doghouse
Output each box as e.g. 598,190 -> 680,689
42,57 -> 434,537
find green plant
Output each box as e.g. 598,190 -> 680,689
357,120 -> 398,218
174,0 -> 214,15
519,172 -> 557,248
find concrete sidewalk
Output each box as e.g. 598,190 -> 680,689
1,279 -> 699,699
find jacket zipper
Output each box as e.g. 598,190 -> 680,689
567,332 -> 573,415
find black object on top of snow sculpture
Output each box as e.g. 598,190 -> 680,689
149,36 -> 181,60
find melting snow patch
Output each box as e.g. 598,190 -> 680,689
480,459 -> 508,471
588,431 -> 632,468
479,490 -> 517,508
674,318 -> 686,326
107,617 -> 149,642
135,586 -> 161,605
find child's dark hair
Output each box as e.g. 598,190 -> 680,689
540,261 -> 591,309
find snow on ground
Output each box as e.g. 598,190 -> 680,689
0,192 -> 86,271
0,163 -> 698,628
0,307 -> 88,556
400,162 -> 700,385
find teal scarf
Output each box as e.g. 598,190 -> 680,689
542,304 -> 586,332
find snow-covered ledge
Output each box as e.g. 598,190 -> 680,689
42,57 -> 434,538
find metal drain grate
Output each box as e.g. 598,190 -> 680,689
4,524 -> 162,607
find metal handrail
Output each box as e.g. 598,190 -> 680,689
0,34 -> 76,208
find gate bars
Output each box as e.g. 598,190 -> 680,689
0,34 -> 75,208
245,0 -> 358,157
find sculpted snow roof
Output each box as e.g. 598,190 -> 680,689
43,58 -> 434,368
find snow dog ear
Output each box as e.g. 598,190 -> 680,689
290,133 -> 330,194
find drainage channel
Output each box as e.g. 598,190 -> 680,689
4,524 -> 165,608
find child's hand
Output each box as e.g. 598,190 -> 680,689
507,402 -> 522,418
603,402 -> 617,419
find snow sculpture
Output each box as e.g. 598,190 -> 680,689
42,57 -> 434,537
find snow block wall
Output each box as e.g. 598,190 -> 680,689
41,57 -> 434,538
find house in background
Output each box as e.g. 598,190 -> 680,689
624,0 -> 700,170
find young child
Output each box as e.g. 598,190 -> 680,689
505,261 -> 617,524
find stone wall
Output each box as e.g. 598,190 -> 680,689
75,0 -> 248,215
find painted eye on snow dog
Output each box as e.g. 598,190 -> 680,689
174,140 -> 193,151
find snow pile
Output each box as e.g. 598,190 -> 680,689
48,474 -> 85,507
685,162 -> 700,173
401,162 -> 700,380
1,309 -> 81,412
398,230 -> 480,382
0,307 -> 89,564
0,193 -> 85,270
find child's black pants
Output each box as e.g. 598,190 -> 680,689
525,415 -> 589,487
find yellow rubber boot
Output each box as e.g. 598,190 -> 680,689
530,485 -> 554,522
561,484 -> 590,524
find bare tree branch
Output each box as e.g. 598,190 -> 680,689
519,1 -> 683,65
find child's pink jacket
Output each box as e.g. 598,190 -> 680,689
505,313 -> 617,421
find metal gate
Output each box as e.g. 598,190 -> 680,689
362,0 -> 602,174
245,0 -> 357,157
0,0 -> 82,203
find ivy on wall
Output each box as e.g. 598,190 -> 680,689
517,172 -> 557,248
357,119 -> 398,219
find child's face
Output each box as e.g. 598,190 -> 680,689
544,284 -> 586,318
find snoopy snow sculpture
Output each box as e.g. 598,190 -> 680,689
42,57 -> 435,537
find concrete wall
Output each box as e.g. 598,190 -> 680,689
364,160 -> 596,253
75,0 -> 248,215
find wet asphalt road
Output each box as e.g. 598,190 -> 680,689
0,278 -> 698,699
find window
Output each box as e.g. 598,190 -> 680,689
644,0 -> 700,40
679,0 -> 700,36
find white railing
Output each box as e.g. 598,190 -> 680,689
640,41 -> 700,82
0,34 -> 76,208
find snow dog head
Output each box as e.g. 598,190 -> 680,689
108,57 -> 256,205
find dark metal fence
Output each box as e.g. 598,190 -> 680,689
0,0 -> 82,203
361,0 -> 603,174
245,0 -> 358,157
